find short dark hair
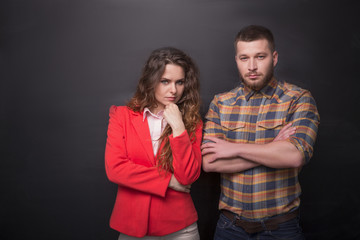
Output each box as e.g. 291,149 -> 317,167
234,25 -> 275,52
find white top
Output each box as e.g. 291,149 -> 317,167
143,108 -> 167,156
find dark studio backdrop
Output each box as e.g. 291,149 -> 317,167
1,0 -> 360,239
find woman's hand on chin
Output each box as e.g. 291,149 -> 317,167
163,103 -> 185,137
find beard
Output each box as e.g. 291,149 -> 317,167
240,66 -> 274,91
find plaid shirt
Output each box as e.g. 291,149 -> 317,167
203,78 -> 320,220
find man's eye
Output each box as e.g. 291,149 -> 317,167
258,55 -> 265,59
240,57 -> 248,61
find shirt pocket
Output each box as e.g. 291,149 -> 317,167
256,118 -> 286,143
257,118 -> 284,129
220,120 -> 247,141
220,120 -> 246,131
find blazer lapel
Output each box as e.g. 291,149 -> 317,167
131,112 -> 156,166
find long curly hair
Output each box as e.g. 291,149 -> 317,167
127,47 -> 201,172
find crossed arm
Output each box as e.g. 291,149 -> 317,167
201,123 -> 303,173
105,105 -> 201,195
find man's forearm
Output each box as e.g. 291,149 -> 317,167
202,139 -> 304,170
234,141 -> 304,168
202,154 -> 259,173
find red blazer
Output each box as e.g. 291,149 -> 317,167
105,106 -> 203,237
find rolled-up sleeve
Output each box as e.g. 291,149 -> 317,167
286,91 -> 320,164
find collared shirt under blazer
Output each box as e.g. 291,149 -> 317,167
105,106 -> 203,237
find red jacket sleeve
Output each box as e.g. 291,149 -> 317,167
169,121 -> 203,185
105,106 -> 171,197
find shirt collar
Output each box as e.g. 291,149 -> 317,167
261,77 -> 277,99
244,86 -> 255,101
143,108 -> 164,121
244,77 -> 278,101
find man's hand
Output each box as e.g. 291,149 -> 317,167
168,174 -> 191,193
201,123 -> 296,163
201,136 -> 237,163
274,123 -> 296,142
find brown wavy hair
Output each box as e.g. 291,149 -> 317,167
127,47 -> 201,172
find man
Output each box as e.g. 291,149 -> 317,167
202,25 -> 320,239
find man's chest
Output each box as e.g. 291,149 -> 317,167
218,98 -> 291,143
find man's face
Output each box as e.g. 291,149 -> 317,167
235,39 -> 278,91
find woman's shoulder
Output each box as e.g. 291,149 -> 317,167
196,119 -> 203,129
109,105 -> 141,117
109,105 -> 127,113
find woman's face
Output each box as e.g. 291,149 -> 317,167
152,64 -> 185,114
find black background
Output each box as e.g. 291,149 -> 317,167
1,0 -> 360,239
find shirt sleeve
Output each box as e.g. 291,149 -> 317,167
203,95 -> 225,144
105,106 -> 171,197
169,121 -> 203,185
286,90 -> 320,164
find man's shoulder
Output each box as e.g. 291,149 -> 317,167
213,86 -> 242,103
277,80 -> 312,100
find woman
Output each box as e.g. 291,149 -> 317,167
105,47 -> 202,239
